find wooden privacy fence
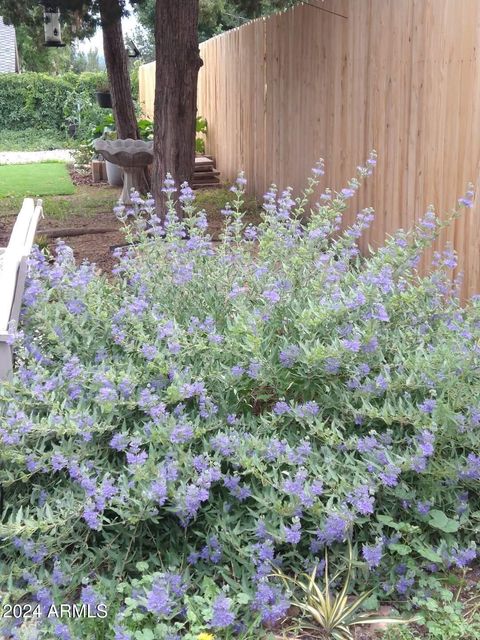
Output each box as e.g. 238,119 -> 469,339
139,0 -> 480,298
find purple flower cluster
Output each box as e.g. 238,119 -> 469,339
148,473 -> 168,506
284,519 -> 302,544
211,594 -> 235,628
416,500 -> 432,516
13,538 -> 47,564
223,475 -> 252,501
418,398 -> 436,414
145,572 -> 186,617
378,463 -> 401,487
210,431 -> 239,456
169,421 -> 194,444
459,453 -> 480,480
416,430 -> 435,457
362,540 -> 384,569
176,464 -> 222,522
126,441 -> 148,467
279,344 -> 301,367
313,512 -> 352,548
251,582 -> 289,625
188,535 -> 222,565
281,469 -> 323,507
449,546 -> 476,568
348,485 -> 375,515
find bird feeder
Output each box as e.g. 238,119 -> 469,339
125,39 -> 141,59
42,4 -> 66,47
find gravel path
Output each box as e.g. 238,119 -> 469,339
0,149 -> 74,165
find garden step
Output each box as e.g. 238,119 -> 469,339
192,174 -> 221,182
194,167 -> 219,175
194,155 -> 214,166
194,167 -> 220,175
192,182 -> 222,190
192,154 -> 220,189
194,174 -> 219,180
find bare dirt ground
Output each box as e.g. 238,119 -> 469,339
0,169 -> 261,273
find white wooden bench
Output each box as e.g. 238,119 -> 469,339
0,198 -> 43,380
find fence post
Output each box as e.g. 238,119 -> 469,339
0,341 -> 13,381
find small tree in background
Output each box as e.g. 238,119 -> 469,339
96,0 -> 138,140
0,0 -> 139,139
136,0 -> 298,43
1,0 -> 153,192
1,3 -> 94,73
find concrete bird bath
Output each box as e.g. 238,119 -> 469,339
94,138 -> 153,205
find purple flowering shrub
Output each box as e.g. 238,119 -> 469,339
0,158 -> 479,639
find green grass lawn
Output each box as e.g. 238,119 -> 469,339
0,162 -> 75,198
0,184 -> 121,220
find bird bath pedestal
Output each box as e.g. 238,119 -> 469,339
94,138 -> 153,205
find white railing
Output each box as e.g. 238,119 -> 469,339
0,198 -> 43,380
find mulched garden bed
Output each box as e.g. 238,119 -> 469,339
68,166 -> 99,188
0,170 -> 262,275
0,208 -> 124,275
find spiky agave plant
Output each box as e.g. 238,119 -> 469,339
273,544 -> 417,640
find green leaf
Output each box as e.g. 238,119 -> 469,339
361,593 -> 379,611
134,630 -> 155,640
413,544 -> 442,563
237,592 -> 251,605
376,516 -> 417,533
428,510 -> 459,533
389,543 -> 412,556
165,386 -> 182,403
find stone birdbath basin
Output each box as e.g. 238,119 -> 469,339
94,138 -> 153,205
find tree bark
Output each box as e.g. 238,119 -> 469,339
99,0 -> 138,140
99,0 -> 150,194
153,0 -> 203,217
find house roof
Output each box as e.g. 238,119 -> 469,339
0,16 -> 20,73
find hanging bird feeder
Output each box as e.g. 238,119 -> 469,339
41,3 -> 66,47
125,39 -> 141,59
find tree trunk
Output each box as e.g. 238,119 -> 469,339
99,0 -> 149,194
153,0 -> 203,218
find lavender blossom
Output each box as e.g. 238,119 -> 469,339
362,541 -> 383,569
284,519 -> 302,544
211,594 -> 235,628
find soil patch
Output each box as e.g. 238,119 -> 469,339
0,209 -> 124,274
0,181 -> 262,275
68,167 -> 99,188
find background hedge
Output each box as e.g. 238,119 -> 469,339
0,71 -> 107,132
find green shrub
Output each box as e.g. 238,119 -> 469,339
130,61 -> 140,102
0,128 -> 69,152
0,71 -> 107,133
196,116 -> 208,154
0,158 -> 479,639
